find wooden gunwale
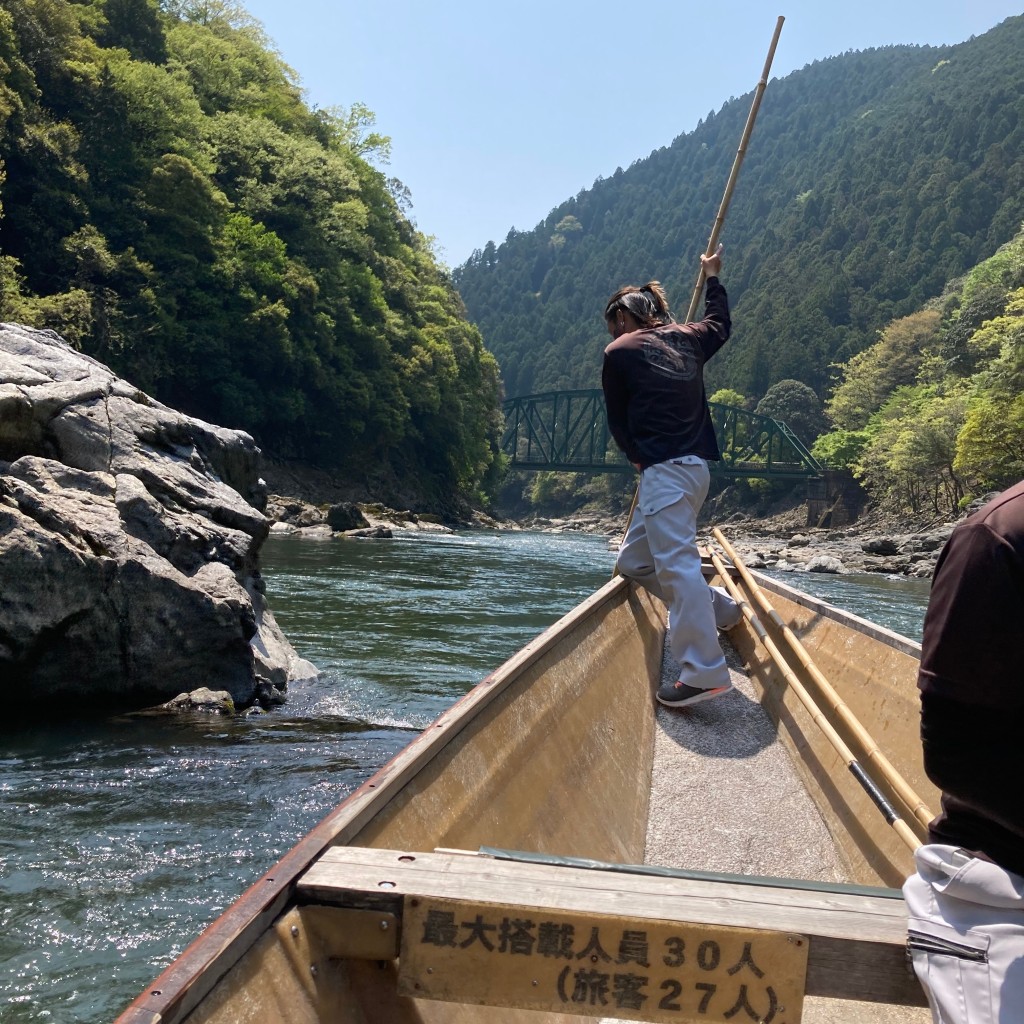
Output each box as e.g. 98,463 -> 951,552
728,564 -> 922,658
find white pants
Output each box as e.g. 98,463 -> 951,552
903,844 -> 1024,1023
615,457 -> 734,688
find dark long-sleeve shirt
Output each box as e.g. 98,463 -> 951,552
601,278 -> 730,469
918,480 -> 1024,877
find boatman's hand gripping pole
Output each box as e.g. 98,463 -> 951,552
615,16 -> 784,560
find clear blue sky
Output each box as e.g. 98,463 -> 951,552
240,1 -> 1022,268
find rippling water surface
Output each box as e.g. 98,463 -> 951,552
0,529 -> 931,1022
0,530 -> 615,1023
760,567 -> 931,642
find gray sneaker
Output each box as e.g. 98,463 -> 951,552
657,678 -> 735,708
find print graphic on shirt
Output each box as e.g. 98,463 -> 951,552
642,331 -> 699,381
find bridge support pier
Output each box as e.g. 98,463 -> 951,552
806,471 -> 865,528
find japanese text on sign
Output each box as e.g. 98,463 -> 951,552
398,896 -> 809,1023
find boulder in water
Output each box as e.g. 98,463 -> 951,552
0,323 -> 316,715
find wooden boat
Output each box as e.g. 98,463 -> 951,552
116,546 -> 935,1024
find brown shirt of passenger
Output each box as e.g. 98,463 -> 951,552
918,479 -> 1024,877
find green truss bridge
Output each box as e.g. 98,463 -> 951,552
501,390 -> 823,480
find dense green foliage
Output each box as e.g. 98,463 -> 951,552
815,227 -> 1024,515
453,17 -> 1024,416
0,0 -> 502,504
753,379 -> 828,447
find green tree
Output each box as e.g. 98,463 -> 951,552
954,392 -> 1024,493
826,311 -> 941,429
952,284 -> 1024,492
318,102 -> 391,163
855,385 -> 968,515
708,387 -> 748,409
811,428 -> 871,471
99,0 -> 168,64
755,378 -> 829,445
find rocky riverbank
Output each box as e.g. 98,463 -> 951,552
556,502 -> 968,580
261,488 -> 971,582
703,507 -> 956,580
264,494 -> 514,539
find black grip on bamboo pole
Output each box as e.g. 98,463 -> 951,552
684,15 -> 785,323
849,762 -> 901,826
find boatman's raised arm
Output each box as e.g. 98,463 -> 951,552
601,250 -> 730,472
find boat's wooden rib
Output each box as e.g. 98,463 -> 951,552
294,847 -> 925,1008
153,847 -> 925,1024
116,560 -> 932,1024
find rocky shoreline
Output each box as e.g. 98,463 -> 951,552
705,516 -> 951,580
547,505 -> 959,580
262,490 -> 975,583
264,494 -> 512,539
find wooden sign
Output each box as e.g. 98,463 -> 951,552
398,895 -> 809,1022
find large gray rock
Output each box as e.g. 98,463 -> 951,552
805,553 -> 844,574
861,536 -> 900,556
0,323 -> 316,713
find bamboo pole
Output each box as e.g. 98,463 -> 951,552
614,17 -> 785,561
706,547 -> 921,853
684,15 -> 785,322
712,526 -> 935,832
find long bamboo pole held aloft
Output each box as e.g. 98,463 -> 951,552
684,15 -> 785,322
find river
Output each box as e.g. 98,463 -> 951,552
0,530 -> 931,1023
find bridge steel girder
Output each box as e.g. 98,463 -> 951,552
500,391 -> 823,480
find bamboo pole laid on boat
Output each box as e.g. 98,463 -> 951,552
706,547 -> 922,853
713,527 -> 936,832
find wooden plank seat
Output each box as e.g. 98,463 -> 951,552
292,847 -> 926,1020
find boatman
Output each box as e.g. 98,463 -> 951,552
601,246 -> 741,709
903,480 -> 1024,1021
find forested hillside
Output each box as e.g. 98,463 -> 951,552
454,16 -> 1024,408
811,225 -> 1024,517
0,0 -> 502,505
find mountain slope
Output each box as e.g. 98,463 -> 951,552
454,16 -> 1024,405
